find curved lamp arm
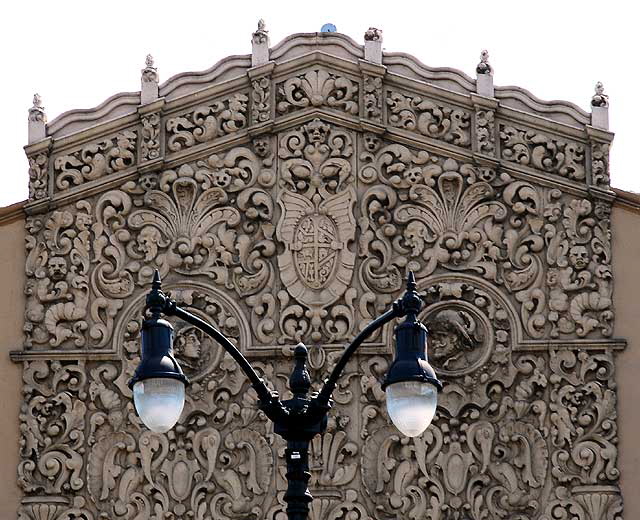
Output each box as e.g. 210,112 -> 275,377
144,271 -> 275,407
315,304 -> 402,407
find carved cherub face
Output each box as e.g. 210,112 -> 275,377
252,137 -> 270,157
47,256 -> 67,281
304,119 -> 330,144
569,245 -> 589,271
363,133 -> 381,153
546,268 -> 559,286
211,168 -> 232,188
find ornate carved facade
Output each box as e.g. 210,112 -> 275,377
16,25 -> 623,520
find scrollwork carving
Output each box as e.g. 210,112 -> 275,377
276,70 -> 359,115
387,90 -> 471,147
166,93 -> 249,152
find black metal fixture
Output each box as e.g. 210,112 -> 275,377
129,270 -> 442,520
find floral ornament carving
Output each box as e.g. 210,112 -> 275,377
276,70 -> 359,115
358,135 -> 613,339
140,112 -> 161,161
53,131 -> 137,191
387,90 -> 471,147
166,93 -> 249,152
28,152 -> 49,200
363,75 -> 383,122
17,80 -> 622,520
591,141 -> 610,187
251,76 -> 271,124
500,124 -> 586,180
475,109 -> 495,156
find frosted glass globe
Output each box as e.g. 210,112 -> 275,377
133,378 -> 185,433
386,381 -> 437,437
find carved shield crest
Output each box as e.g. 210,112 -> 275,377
277,187 -> 356,308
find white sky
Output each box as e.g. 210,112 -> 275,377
1,0 -> 638,207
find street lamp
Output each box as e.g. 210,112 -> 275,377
129,270 -> 442,520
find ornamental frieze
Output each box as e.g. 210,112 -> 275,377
17,34 -> 622,520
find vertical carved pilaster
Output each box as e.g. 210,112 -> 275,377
471,94 -> 498,158
248,62 -> 275,129
25,137 -> 52,203
359,60 -> 386,128
587,126 -> 614,189
138,99 -> 165,167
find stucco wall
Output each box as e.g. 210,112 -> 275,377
613,202 -> 640,519
0,212 -> 25,518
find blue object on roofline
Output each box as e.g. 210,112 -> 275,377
320,23 -> 337,33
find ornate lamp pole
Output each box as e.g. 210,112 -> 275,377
129,270 -> 442,520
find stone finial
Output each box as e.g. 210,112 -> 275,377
476,49 -> 494,97
364,27 -> 383,64
28,93 -> 47,143
141,54 -> 159,105
476,50 -> 492,75
251,19 -> 270,67
591,81 -> 609,107
591,81 -> 609,130
364,27 -> 382,42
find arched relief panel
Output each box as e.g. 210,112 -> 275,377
17,52 -> 623,519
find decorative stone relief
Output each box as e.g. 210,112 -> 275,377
276,70 -> 359,115
591,141 -> 610,187
52,131 -> 137,191
165,93 -> 249,152
363,75 -> 383,122
140,112 -> 161,161
17,61 -> 622,520
475,109 -> 495,156
500,124 -> 586,181
386,90 -> 471,147
357,134 -> 613,339
28,152 -> 49,201
251,76 -> 271,124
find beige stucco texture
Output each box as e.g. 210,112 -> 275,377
613,203 -> 640,518
0,213 -> 25,518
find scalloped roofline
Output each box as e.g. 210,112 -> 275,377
44,31 -> 594,140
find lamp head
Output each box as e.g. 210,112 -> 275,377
129,272 -> 188,433
383,272 -> 441,437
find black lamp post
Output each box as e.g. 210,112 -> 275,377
129,270 -> 442,520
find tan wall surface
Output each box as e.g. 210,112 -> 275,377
0,215 -> 24,518
613,203 -> 640,518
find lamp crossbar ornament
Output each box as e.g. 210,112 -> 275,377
129,270 -> 442,520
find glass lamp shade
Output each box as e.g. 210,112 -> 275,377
133,378 -> 186,433
385,380 -> 438,437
